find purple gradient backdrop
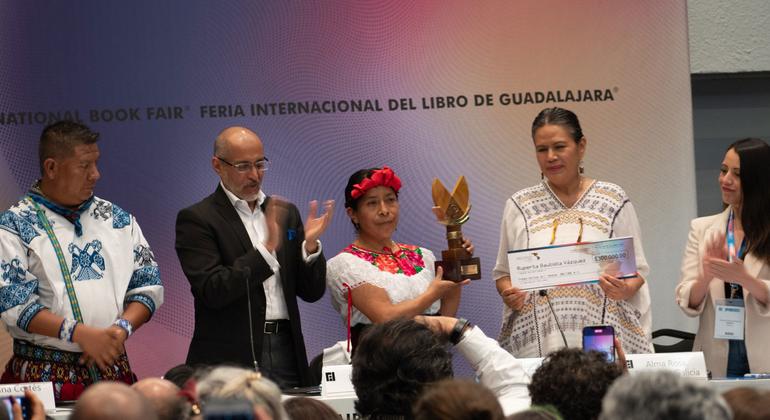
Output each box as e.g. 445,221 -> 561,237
0,1 -> 694,378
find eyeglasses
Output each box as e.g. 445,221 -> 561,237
217,156 -> 270,173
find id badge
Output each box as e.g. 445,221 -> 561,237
714,298 -> 745,340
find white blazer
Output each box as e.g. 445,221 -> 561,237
675,207 -> 770,377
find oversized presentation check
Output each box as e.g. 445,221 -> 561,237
507,237 -> 637,291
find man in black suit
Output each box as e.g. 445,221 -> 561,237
175,126 -> 334,388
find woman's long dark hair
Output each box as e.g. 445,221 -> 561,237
729,138 -> 770,263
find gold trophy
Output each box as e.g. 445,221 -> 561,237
432,176 -> 481,281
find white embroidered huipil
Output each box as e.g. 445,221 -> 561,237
493,180 -> 653,357
327,243 -> 440,326
0,195 -> 164,352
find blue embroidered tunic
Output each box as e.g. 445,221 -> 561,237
0,194 -> 163,352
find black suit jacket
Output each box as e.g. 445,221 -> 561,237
175,185 -> 326,385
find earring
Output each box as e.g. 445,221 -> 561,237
541,172 -> 544,180
579,160 -> 585,174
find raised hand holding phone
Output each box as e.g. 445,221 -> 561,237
582,325 -> 615,362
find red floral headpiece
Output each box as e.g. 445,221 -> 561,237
350,166 -> 402,199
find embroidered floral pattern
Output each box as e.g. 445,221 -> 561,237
343,243 -> 425,275
4,340 -> 136,402
133,244 -> 156,267
17,207 -> 45,230
0,211 -> 40,244
68,240 -> 105,281
112,204 -> 131,229
0,283 -> 39,314
1,258 -> 27,284
128,266 -> 162,290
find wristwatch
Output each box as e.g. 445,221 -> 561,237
113,318 -> 134,337
449,318 -> 472,345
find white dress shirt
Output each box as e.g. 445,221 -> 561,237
220,183 -> 321,320
455,326 -> 531,416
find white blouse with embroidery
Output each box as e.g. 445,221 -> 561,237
326,243 -> 440,327
493,180 -> 653,357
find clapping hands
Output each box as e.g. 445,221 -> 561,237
304,200 -> 335,253
264,198 -> 335,254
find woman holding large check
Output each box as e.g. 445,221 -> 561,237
675,138 -> 770,377
493,107 -> 653,357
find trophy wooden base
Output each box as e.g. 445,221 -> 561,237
435,257 -> 481,282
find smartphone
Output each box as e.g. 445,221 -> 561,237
582,325 -> 615,362
2,396 -> 31,420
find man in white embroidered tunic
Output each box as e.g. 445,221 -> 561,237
0,121 -> 164,401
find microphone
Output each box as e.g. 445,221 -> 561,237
541,289 -> 568,348
243,267 -> 259,372
601,296 -> 608,325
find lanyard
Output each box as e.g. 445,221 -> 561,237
28,198 -> 85,323
726,209 -> 737,262
550,217 -> 584,245
725,209 -> 746,298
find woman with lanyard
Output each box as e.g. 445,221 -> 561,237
326,167 -> 471,351
676,137 -> 770,377
494,107 -> 653,358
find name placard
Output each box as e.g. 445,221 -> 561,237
0,381 -> 56,412
321,364 -> 355,397
508,237 -> 637,291
518,351 -> 707,381
625,352 -> 708,379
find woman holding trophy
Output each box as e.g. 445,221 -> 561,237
326,167 -> 471,349
494,107 -> 653,357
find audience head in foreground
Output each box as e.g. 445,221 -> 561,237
283,396 -> 339,420
71,382 -> 157,420
528,348 -> 622,420
599,370 -> 731,420
721,387 -> 770,420
506,406 -> 562,420
196,366 -> 288,420
163,363 -> 196,389
412,378 -> 504,420
131,377 -> 183,420
352,318 -> 453,418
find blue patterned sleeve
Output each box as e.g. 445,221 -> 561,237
0,223 -> 48,333
16,302 -> 45,331
124,217 -> 164,316
124,293 -> 156,315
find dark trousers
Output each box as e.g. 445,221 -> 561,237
260,321 -> 300,389
726,339 -> 750,377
